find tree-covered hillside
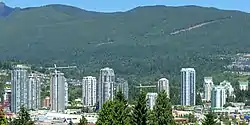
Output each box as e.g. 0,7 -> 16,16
0,4 -> 250,96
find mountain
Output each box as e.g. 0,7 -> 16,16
0,2 -> 14,17
0,4 -> 250,82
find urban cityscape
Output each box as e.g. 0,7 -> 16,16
1,63 -> 250,124
1,1 -> 250,125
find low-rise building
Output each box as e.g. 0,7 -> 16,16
239,81 -> 248,91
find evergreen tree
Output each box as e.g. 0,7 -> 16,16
96,91 -> 130,125
147,110 -> 156,125
96,100 -> 114,125
68,120 -> 73,125
152,91 -> 176,125
196,93 -> 203,105
188,113 -> 196,123
0,107 -> 7,125
11,106 -> 34,125
131,91 -> 148,125
202,112 -> 217,125
78,115 -> 88,125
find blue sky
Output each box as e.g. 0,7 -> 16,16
2,0 -> 249,13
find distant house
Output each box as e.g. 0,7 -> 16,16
239,81 -> 249,91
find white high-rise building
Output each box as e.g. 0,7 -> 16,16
27,73 -> 41,110
146,93 -> 158,110
98,67 -> 115,109
203,77 -> 213,102
116,78 -> 129,100
65,79 -> 68,107
220,80 -> 234,97
211,85 -> 226,109
157,78 -> 170,98
11,65 -> 30,113
180,68 -> 196,106
50,71 -> 67,113
82,76 -> 97,106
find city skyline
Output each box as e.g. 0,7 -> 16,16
1,0 -> 249,13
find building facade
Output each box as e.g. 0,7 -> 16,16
180,68 -> 196,106
203,77 -> 213,102
11,65 -> 30,113
157,78 -> 170,98
211,86 -> 226,109
239,81 -> 248,91
50,71 -> 67,113
146,93 -> 158,110
27,73 -> 41,110
220,80 -> 234,97
82,76 -> 97,106
98,67 -> 115,109
115,78 -> 129,100
65,80 -> 68,107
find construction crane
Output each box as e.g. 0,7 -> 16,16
47,64 -> 77,71
135,84 -> 157,88
134,84 -> 157,92
46,64 -> 77,74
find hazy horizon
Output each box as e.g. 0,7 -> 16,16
1,0 -> 249,13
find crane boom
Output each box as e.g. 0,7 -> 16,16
135,84 -> 156,88
46,64 -> 77,70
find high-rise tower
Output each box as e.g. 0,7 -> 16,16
50,71 -> 66,113
82,76 -> 97,106
203,77 -> 213,102
27,73 -> 41,110
98,67 -> 115,109
116,78 -> 129,100
11,65 -> 30,113
180,68 -> 196,106
211,85 -> 226,109
157,78 -> 170,98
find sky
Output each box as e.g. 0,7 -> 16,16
1,0 -> 249,13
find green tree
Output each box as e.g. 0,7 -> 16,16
0,108 -> 7,125
96,100 -> 114,125
202,112 -> 217,125
68,120 -> 73,125
152,91 -> 176,125
196,93 -> 203,105
131,91 -> 148,125
188,113 -> 196,123
96,91 -> 130,125
113,91 -> 131,125
78,115 -> 88,125
11,106 -> 34,125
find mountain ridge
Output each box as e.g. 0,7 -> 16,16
0,3 -> 249,83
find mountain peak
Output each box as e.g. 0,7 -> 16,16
0,2 -> 14,17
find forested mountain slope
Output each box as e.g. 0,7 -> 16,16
0,4 -> 250,83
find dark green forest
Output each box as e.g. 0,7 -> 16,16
1,3 -> 250,103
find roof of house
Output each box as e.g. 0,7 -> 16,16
239,81 -> 249,85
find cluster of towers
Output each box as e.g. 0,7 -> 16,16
10,64 -> 200,113
82,67 -> 129,110
11,65 -> 42,113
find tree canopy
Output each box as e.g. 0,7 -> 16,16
202,112 -> 217,125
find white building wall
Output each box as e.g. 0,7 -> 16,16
98,67 -> 115,110
27,73 -> 41,110
211,86 -> 226,109
204,77 -> 213,102
146,93 -> 158,110
157,78 -> 170,98
180,68 -> 196,106
11,65 -> 30,113
82,76 -> 97,106
50,71 -> 66,113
